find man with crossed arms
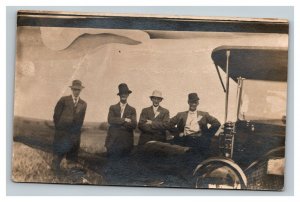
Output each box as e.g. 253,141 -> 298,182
138,90 -> 170,145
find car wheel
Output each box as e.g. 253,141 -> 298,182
193,157 -> 247,189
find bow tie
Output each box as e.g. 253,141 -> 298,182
189,111 -> 197,115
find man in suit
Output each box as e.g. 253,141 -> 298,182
138,90 -> 170,145
52,80 -> 87,171
105,83 -> 137,157
169,93 -> 221,153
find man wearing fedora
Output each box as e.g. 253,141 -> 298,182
138,90 -> 170,145
52,80 -> 87,171
105,83 -> 137,157
168,93 -> 220,154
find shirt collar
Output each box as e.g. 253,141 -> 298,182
120,102 -> 127,107
153,105 -> 159,111
72,94 -> 80,102
188,110 -> 197,115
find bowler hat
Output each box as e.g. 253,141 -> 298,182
188,93 -> 200,102
117,83 -> 132,95
150,90 -> 163,99
69,80 -> 85,90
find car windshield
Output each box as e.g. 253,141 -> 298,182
239,79 -> 287,120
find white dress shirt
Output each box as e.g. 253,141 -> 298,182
120,102 -> 127,118
184,111 -> 201,136
72,95 -> 79,106
153,105 -> 160,118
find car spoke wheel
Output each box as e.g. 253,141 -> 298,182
193,158 -> 247,189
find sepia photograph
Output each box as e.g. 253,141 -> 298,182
12,10 -> 289,190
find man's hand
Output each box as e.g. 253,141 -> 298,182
166,134 -> 174,141
146,120 -> 152,125
125,118 -> 131,123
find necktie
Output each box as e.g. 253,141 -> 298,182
74,98 -> 78,106
121,105 -> 125,118
154,108 -> 159,118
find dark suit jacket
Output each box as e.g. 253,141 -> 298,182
53,95 -> 87,154
169,110 -> 221,137
105,103 -> 137,154
53,95 -> 87,132
138,106 -> 170,145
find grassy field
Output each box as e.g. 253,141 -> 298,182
12,116 -> 195,188
12,116 -> 284,190
13,116 -> 140,154
12,116 -> 146,186
12,142 -> 104,185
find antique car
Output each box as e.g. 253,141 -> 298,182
132,46 -> 288,190
193,46 -> 288,190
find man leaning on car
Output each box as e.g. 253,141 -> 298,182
168,93 -> 221,154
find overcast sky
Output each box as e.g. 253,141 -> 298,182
14,26 -> 288,122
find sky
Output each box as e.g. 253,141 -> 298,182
14,26 -> 288,123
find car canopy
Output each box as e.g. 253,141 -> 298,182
211,46 -> 288,82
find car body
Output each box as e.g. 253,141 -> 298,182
193,46 -> 288,190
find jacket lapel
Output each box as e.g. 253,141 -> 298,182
122,103 -> 129,118
178,111 -> 189,131
148,106 -> 155,120
75,98 -> 85,112
182,111 -> 189,124
115,103 -> 122,118
154,106 -> 161,119
68,95 -> 75,110
197,111 -> 204,122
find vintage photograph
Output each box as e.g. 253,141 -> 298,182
12,10 -> 289,190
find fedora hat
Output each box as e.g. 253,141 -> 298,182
150,90 -> 163,99
69,80 -> 85,90
188,93 -> 200,102
117,83 -> 132,95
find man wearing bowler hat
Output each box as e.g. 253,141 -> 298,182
168,93 -> 220,153
105,83 -> 137,157
52,80 -> 87,171
138,90 -> 170,145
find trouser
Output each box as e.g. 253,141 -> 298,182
138,132 -> 166,145
52,142 -> 80,170
106,146 -> 133,158
52,130 -> 81,169
65,139 -> 80,162
172,133 -> 211,154
105,127 -> 134,158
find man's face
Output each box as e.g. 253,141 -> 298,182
72,88 -> 81,97
151,97 -> 162,107
188,100 -> 199,111
119,93 -> 129,103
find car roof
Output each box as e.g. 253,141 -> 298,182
211,46 -> 288,82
